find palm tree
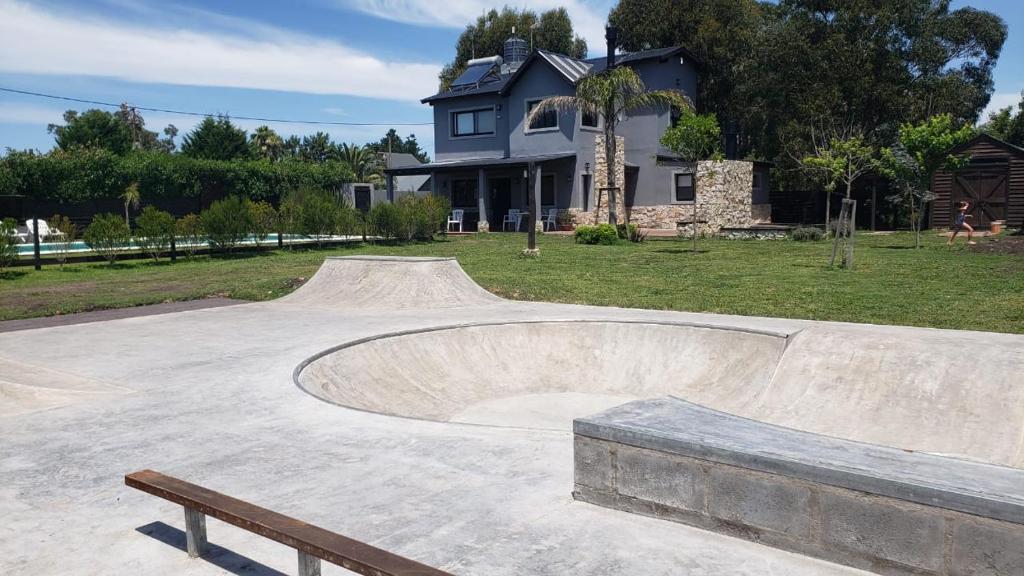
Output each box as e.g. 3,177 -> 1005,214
121,182 -> 141,228
250,125 -> 285,161
528,66 -> 691,225
339,143 -> 382,183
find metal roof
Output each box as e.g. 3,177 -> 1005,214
535,50 -> 592,83
384,153 -> 575,175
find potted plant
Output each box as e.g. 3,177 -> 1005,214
556,210 -> 575,231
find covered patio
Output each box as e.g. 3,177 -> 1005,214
384,153 -> 582,232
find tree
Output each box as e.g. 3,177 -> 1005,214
121,182 -> 141,228
181,116 -> 251,161
979,92 -> 1024,146
298,132 -> 336,163
48,109 -> 132,154
440,7 -> 586,89
799,125 -> 877,233
0,218 -> 19,273
83,213 -> 131,265
879,114 -> 975,248
660,110 -> 722,162
367,129 -> 430,163
338,143 -> 382,183
135,206 -> 176,261
250,125 -> 285,161
529,66 -> 691,225
46,214 -> 77,268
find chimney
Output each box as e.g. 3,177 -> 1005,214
605,26 -> 618,71
724,119 -> 739,160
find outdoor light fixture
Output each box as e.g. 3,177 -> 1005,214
585,162 -> 590,173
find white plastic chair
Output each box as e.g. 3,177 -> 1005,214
541,208 -> 559,231
447,209 -> 464,232
26,219 -> 63,241
503,209 -> 521,231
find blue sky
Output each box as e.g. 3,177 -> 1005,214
0,0 -> 1020,158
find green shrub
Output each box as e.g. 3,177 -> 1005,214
0,218 -> 18,272
615,223 -> 646,243
291,188 -> 341,246
367,202 -> 403,241
395,194 -> 451,241
574,223 -> 620,245
201,196 -> 253,252
175,214 -> 203,257
791,226 -> 824,241
83,213 -> 131,264
247,199 -> 277,248
135,206 -> 176,260
46,214 -> 77,267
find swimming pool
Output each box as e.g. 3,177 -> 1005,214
16,234 -> 357,256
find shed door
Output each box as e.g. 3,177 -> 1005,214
951,164 -> 1008,228
354,186 -> 372,212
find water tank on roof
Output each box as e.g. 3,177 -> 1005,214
504,36 -> 528,72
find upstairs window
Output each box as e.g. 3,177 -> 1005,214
674,172 -> 695,202
581,108 -> 600,129
526,99 -> 558,131
452,108 -> 495,137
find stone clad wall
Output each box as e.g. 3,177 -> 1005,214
568,159 -> 757,233
572,134 -> 625,226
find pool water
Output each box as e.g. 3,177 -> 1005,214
16,234 -> 353,256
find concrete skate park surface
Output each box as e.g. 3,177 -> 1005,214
2,255 -> 1022,575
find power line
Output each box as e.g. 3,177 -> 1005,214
0,86 -> 434,127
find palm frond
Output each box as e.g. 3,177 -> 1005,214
525,96 -> 583,127
620,89 -> 693,118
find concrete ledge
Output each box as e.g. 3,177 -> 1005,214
573,398 -> 1024,575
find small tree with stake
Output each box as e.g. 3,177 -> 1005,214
660,109 -> 722,253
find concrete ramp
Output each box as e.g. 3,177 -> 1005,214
278,256 -> 501,310
0,357 -> 131,417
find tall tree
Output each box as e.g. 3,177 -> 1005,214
48,109 -> 132,154
299,132 -> 336,163
529,66 -> 690,226
180,116 -> 251,161
367,129 -> 430,163
439,7 -> 587,90
979,92 -> 1024,146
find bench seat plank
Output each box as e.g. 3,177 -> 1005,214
126,469 -> 451,576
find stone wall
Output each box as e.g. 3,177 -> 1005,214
572,160 -> 757,233
573,134 -> 625,225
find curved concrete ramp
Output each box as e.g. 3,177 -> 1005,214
0,357 -> 130,417
278,256 -> 501,310
297,321 -> 789,430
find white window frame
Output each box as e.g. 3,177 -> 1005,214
670,169 -> 696,204
577,107 -> 603,132
524,97 -> 560,134
450,105 -> 496,139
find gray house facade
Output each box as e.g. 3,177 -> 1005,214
385,34 -> 768,232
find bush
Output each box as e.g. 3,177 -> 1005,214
367,201 -> 403,241
83,213 -> 131,264
175,214 -> 203,257
395,194 -> 451,241
615,223 -> 646,243
0,218 -> 18,272
574,223 -> 620,245
201,196 -> 253,252
135,206 -> 176,260
247,200 -> 277,248
46,214 -> 77,267
791,226 -> 824,241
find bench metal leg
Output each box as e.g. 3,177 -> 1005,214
297,551 -> 321,576
184,507 -> 208,558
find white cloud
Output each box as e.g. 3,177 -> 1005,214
0,0 -> 442,102
345,0 -> 614,56
978,90 -> 1023,124
0,102 -> 66,126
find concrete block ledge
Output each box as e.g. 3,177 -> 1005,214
573,397 -> 1024,576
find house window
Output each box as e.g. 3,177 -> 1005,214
451,179 -> 478,208
541,174 -> 555,206
452,108 -> 495,137
674,172 -> 695,202
581,108 -> 600,129
526,99 -> 558,131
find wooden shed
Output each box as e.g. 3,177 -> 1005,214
930,133 -> 1024,230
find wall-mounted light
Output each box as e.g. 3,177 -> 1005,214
584,162 -> 590,174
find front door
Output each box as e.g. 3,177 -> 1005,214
354,186 -> 372,212
490,178 -> 512,230
952,164 -> 1008,228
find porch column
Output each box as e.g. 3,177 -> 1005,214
527,162 -> 538,251
477,169 -> 489,232
533,163 -> 543,232
386,173 -> 395,203
430,171 -> 438,195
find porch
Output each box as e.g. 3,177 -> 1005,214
384,154 -> 586,232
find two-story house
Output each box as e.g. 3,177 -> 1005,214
384,29 -> 770,232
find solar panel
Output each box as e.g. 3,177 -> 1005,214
452,63 -> 496,87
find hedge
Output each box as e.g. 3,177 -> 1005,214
0,149 -> 356,203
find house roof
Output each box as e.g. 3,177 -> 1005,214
951,132 -> 1024,156
384,153 -> 576,175
383,153 -> 425,169
422,45 -> 703,104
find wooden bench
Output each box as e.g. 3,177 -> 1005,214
125,470 -> 452,576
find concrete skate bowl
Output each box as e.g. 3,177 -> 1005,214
296,320 -> 790,431
277,256 -> 501,310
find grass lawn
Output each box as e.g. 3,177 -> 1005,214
2,231 -> 1022,333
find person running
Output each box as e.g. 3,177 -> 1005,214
948,200 -> 975,245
